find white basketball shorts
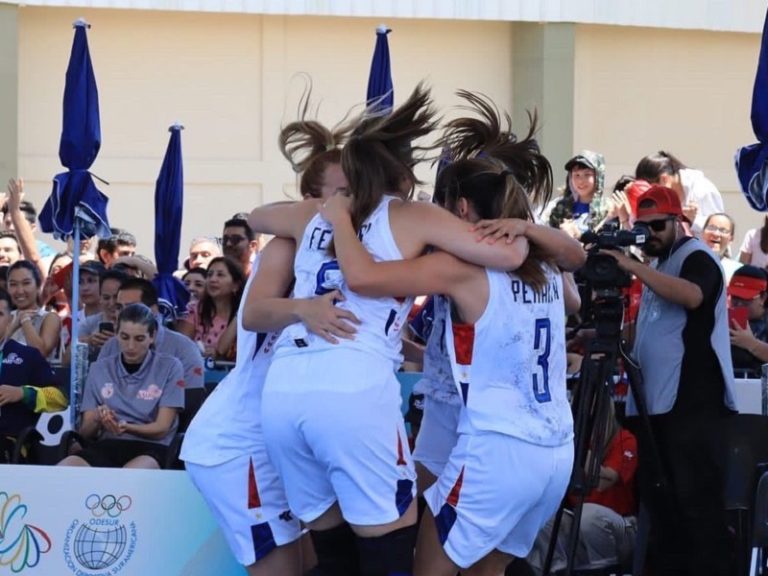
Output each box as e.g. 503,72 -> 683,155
412,395 -> 461,478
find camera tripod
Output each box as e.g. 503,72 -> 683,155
542,287 -> 668,576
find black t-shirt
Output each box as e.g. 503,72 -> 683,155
670,240 -> 728,415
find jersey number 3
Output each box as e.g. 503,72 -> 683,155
533,318 -> 551,403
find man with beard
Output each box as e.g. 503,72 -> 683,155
601,185 -> 736,576
221,217 -> 259,277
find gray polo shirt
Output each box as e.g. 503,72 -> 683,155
82,350 -> 185,445
98,324 -> 204,389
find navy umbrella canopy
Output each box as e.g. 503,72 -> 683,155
152,124 -> 189,323
38,19 -> 110,427
39,19 -> 110,240
366,25 -> 394,114
736,8 -> 768,211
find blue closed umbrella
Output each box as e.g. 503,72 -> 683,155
152,124 -> 189,323
736,8 -> 768,211
366,25 -> 393,114
38,19 -> 110,427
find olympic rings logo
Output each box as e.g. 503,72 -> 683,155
84,494 -> 132,518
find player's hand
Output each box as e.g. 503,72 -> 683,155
0,385 -> 24,406
472,218 -> 528,244
319,195 -> 353,226
299,290 -> 361,344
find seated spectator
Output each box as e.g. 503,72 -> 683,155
182,267 -> 206,302
178,257 -> 243,359
728,265 -> 768,374
701,213 -> 740,283
0,231 -> 21,266
42,252 -> 73,319
79,269 -> 128,360
526,403 -> 638,574
111,254 -> 157,279
78,260 -> 106,320
222,218 -> 258,276
739,215 -> 768,268
0,288 -> 64,462
187,237 -> 221,270
58,303 -> 184,469
98,278 -> 205,390
97,228 -> 137,268
6,260 -> 62,363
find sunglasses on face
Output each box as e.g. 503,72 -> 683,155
644,217 -> 676,232
222,235 -> 247,245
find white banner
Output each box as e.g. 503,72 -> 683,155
0,465 -> 245,575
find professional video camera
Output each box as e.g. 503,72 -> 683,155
578,222 -> 649,290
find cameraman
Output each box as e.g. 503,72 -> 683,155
600,185 -> 736,576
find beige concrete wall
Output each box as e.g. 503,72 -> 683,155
0,4 -> 18,185
573,24 -> 762,250
15,6 -> 513,255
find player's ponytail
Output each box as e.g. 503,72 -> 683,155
279,86 -> 348,199
340,82 -> 439,233
439,90 -> 553,211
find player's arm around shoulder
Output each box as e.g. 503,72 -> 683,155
247,199 -> 320,241
393,200 -> 529,271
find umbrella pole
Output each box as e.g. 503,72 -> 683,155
69,220 -> 81,429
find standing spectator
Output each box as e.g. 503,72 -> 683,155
541,150 -> 607,238
635,151 -> 724,235
97,228 -> 137,268
222,218 -> 258,276
6,260 -> 62,363
700,213 -> 740,282
4,178 -> 56,280
739,215 -> 768,268
178,257 -> 243,359
602,185 -> 735,576
187,237 -> 221,270
98,278 -> 205,390
58,303 -> 184,470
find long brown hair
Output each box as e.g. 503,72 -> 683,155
279,87 -> 348,199
438,90 -> 553,211
435,91 -> 554,290
340,82 -> 439,233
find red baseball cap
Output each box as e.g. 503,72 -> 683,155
635,185 -> 690,223
729,274 -> 768,300
625,179 -> 652,217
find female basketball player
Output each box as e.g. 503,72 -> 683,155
318,93 -> 578,575
181,109 -> 357,576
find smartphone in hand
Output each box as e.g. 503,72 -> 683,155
728,307 -> 749,330
98,321 -> 115,334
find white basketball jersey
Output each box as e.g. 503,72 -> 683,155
413,295 -> 461,405
445,266 -> 573,447
181,257 -> 280,466
273,195 -> 414,367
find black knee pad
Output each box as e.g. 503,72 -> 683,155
310,522 -> 360,576
356,524 -> 418,576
